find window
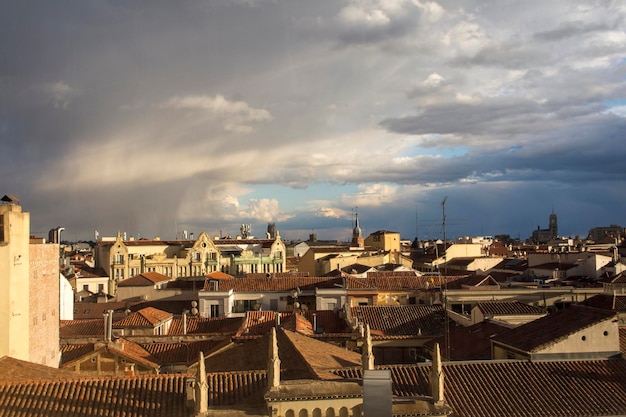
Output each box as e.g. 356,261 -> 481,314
83,284 -> 89,291
98,284 -> 104,292
210,304 -> 220,317
0,216 -> 4,242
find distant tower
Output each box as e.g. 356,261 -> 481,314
267,223 -> 277,239
548,211 -> 558,239
351,209 -> 364,248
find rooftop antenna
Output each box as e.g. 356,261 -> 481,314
440,196 -> 450,362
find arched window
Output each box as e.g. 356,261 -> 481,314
313,409 -> 322,417
285,410 -> 295,417
299,409 -> 309,417
339,407 -> 349,417
325,408 -> 336,417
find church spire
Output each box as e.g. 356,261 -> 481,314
362,324 -> 375,371
268,327 -> 281,389
195,351 -> 208,414
430,343 -> 444,406
351,208 -> 365,248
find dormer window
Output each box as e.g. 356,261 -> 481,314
208,280 -> 219,291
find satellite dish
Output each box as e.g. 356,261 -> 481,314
294,302 -> 300,309
191,307 -> 198,315
191,301 -> 198,308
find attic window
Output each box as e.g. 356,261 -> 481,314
581,335 -> 587,341
603,331 -> 609,336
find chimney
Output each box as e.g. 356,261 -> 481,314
124,363 -> 135,377
182,310 -> 188,335
107,309 -> 114,342
312,313 -> 317,333
363,369 -> 392,417
103,311 -> 110,342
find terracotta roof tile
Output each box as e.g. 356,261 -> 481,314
207,370 -> 268,407
351,305 -> 446,338
141,340 -> 229,365
281,311 -> 314,336
332,359 -> 626,417
425,321 -> 512,361
60,319 -> 104,337
203,276 -> 342,292
279,329 -> 361,380
113,307 -> 173,328
0,357 -> 80,382
168,316 -> 244,335
583,294 -> 626,311
476,301 -> 546,316
492,305 -> 618,352
60,339 -> 161,370
204,328 -> 361,381
0,374 -> 189,417
206,270 -> 235,279
59,344 -> 95,365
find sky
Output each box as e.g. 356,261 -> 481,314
1,0 -> 626,243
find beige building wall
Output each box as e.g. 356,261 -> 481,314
0,202 -> 30,361
29,242 -> 60,367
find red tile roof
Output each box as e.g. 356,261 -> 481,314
281,311 -> 314,336
425,321 -> 512,361
583,294 -> 626,311
167,316 -> 244,335
0,357 -> 80,383
59,344 -> 95,365
206,270 -> 235,279
0,374 -> 189,417
351,305 -> 446,338
60,339 -> 161,371
203,276 -> 342,292
204,328 -> 361,381
207,370 -> 268,407
141,340 -> 229,365
332,358 -> 626,417
60,319 -> 104,337
492,305 -> 618,353
279,329 -> 361,380
113,307 -> 173,328
476,301 -> 546,316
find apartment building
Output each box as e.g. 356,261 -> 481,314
94,231 -> 286,294
0,195 -> 59,367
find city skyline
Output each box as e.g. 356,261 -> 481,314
2,1 -> 626,242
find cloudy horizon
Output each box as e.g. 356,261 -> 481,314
1,0 -> 625,243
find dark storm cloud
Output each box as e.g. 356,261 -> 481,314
1,0 -> 625,241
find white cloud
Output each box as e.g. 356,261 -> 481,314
340,183 -> 398,207
161,95 -> 272,133
40,81 -> 80,108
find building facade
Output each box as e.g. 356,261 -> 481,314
95,232 -> 286,294
0,195 -> 60,367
